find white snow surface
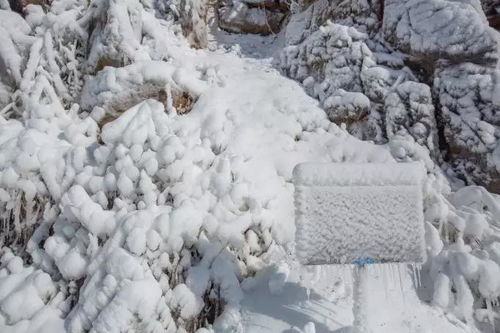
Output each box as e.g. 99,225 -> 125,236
241,260 -> 478,333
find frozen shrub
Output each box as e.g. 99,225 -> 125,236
434,62 -> 500,192
279,22 -> 405,141
385,81 -> 439,156
425,186 -> 500,324
280,22 -> 374,92
0,248 -> 63,330
0,9 -> 34,108
389,137 -> 500,326
179,0 -> 209,48
284,0 -> 379,46
81,0 -> 186,72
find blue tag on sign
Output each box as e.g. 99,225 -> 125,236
352,256 -> 376,265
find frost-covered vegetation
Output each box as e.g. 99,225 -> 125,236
0,0 -> 499,332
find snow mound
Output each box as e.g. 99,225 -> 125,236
294,162 -> 426,264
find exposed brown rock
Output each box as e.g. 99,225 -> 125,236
217,0 -> 289,35
173,91 -> 196,115
93,57 -> 124,74
488,14 -> 500,30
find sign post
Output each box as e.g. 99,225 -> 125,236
293,162 -> 426,332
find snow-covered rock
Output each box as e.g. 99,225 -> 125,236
383,0 -> 499,64
217,0 -> 289,35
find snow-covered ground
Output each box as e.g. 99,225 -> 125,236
240,263 -> 476,333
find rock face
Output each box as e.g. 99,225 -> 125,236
217,0 -> 289,35
481,0 -> 500,30
383,0 -> 498,64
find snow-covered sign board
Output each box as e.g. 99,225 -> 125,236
294,163 -> 425,265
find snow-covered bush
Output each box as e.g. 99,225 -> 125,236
284,0 -> 379,46
80,0 -> 188,72
0,9 -> 34,108
279,22 -> 386,140
425,185 -> 500,326
179,0 -> 209,48
389,137 -> 500,327
434,62 -> 500,192
279,21 -> 432,143
0,248 -> 63,332
385,81 -> 439,157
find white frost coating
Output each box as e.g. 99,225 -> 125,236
294,162 -> 426,264
293,162 -> 425,187
0,250 -> 61,332
61,185 -> 116,237
171,284 -> 204,319
100,99 -> 170,146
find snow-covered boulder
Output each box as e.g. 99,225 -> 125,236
323,90 -> 370,125
383,0 -> 499,64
